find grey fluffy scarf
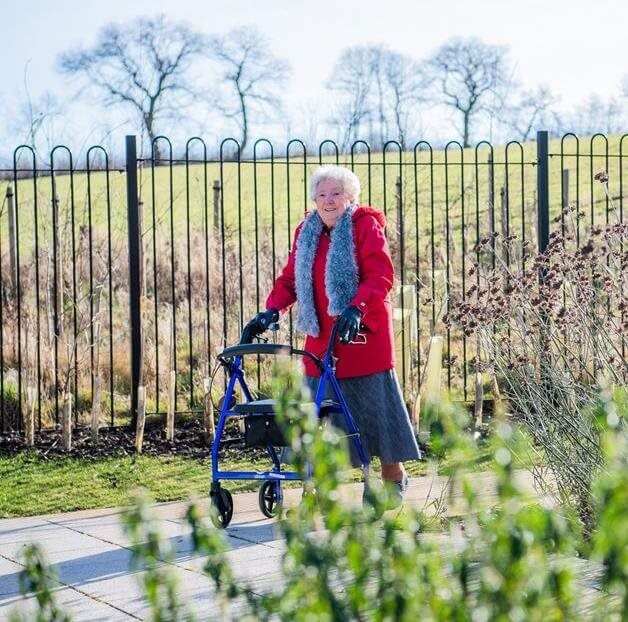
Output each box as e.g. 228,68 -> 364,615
295,205 -> 359,337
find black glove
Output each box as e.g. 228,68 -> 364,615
247,308 -> 279,337
337,305 -> 362,343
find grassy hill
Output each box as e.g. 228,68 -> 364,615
3,134 -> 625,251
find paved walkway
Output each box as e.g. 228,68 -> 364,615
0,472 -> 604,620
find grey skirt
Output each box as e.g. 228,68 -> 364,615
304,369 -> 421,467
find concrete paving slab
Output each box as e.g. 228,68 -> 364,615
0,556 -> 24,597
2,531 -> 116,562
0,554 -> 139,621
1,585 -> 137,621
0,521 -> 68,546
179,537 -> 285,582
48,512 -> 194,550
72,572 -> 148,619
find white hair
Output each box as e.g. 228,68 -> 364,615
309,166 -> 361,203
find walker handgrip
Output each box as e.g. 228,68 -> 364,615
220,343 -> 292,358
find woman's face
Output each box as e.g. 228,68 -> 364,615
314,178 -> 351,228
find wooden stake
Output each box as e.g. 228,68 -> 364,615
411,392 -> 421,436
500,185 -> 509,264
418,335 -> 443,436
166,370 -> 176,442
490,371 -> 502,414
212,180 -> 221,231
138,200 -> 147,298
62,392 -> 72,452
25,386 -> 35,447
135,386 -> 146,454
474,337 -> 484,428
91,376 -> 101,442
166,309 -> 175,441
395,175 -> 403,267
393,284 -> 417,389
203,377 -> 215,446
422,336 -> 443,404
52,176 -> 64,337
91,313 -> 102,442
474,370 -> 484,428
561,169 -> 570,215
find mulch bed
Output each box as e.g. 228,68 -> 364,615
1,401 -> 490,461
0,418 -> 265,461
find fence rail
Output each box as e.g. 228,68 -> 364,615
0,131 -> 626,432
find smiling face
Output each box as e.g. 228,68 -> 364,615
314,178 -> 351,228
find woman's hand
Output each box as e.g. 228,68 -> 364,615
337,306 -> 363,343
246,309 -> 279,336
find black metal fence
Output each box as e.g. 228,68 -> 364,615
1,131 -> 626,431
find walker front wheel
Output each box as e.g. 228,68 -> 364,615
209,485 -> 234,528
258,480 -> 282,518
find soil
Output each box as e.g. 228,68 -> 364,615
0,418 -> 266,462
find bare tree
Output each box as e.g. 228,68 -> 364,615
0,62 -> 65,163
503,86 -> 559,142
379,49 -> 428,149
10,91 -> 63,160
565,95 -> 625,135
284,100 -> 325,153
207,27 -> 290,154
328,45 -> 427,151
58,14 -> 205,157
327,46 -> 377,151
427,38 -> 509,147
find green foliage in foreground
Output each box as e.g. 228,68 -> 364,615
9,365 -> 627,621
8,545 -> 71,622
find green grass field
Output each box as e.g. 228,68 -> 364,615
0,428 -> 538,518
3,134 -> 625,251
0,451 -> 435,518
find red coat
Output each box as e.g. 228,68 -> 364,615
266,206 -> 395,378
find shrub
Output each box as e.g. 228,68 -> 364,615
446,196 -> 626,533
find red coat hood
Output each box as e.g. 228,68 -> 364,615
353,205 -> 386,228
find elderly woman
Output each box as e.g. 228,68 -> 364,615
247,165 -> 420,506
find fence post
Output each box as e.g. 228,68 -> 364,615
536,130 -> 550,254
126,135 -> 142,428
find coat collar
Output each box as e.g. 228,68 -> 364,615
294,205 -> 358,336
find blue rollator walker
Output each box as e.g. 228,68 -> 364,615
209,318 -> 370,528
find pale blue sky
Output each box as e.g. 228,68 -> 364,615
1,0 -> 626,153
